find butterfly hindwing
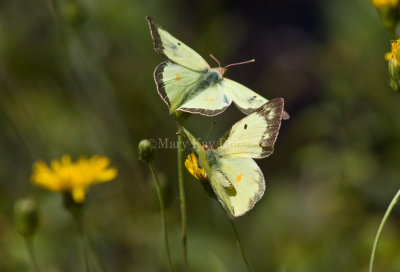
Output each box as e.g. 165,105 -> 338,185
209,156 -> 265,217
178,83 -> 232,116
155,61 -> 203,113
221,78 -> 268,114
217,98 -> 284,158
147,16 -> 209,72
155,61 -> 232,115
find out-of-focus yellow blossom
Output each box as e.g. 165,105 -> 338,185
371,0 -> 399,33
391,39 -> 400,60
184,153 -> 208,182
389,39 -> 400,91
31,155 -> 117,203
385,52 -> 392,61
371,0 -> 398,8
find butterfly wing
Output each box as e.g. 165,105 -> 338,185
177,83 -> 232,116
208,156 -> 265,217
180,126 -> 266,217
217,98 -> 284,159
155,61 -> 204,113
222,78 -> 290,119
155,61 -> 232,115
221,78 -> 267,114
147,16 -> 210,72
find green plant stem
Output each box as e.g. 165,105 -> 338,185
177,131 -> 189,271
74,211 -> 92,272
149,162 -> 174,272
228,218 -> 252,272
369,188 -> 400,272
24,237 -> 41,272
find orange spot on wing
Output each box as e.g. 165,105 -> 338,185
236,173 -> 243,182
176,73 -> 181,81
206,98 -> 216,102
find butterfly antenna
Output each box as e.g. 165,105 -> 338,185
210,54 -> 221,67
224,59 -> 255,69
205,120 -> 217,141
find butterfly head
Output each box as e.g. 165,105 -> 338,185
202,144 -> 214,151
209,54 -> 255,77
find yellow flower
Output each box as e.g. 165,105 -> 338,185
371,0 -> 398,8
385,51 -> 392,61
31,155 -> 117,203
184,153 -> 208,182
391,39 -> 400,60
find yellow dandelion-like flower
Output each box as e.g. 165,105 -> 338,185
184,153 -> 208,182
371,0 -> 398,8
31,155 -> 117,203
391,39 -> 400,60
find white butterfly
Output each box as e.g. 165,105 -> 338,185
147,16 -> 289,118
182,98 -> 284,217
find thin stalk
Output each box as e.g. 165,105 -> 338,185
369,188 -> 400,272
74,212 -> 92,272
228,218 -> 252,272
25,237 -> 41,272
177,131 -> 189,271
149,162 -> 174,272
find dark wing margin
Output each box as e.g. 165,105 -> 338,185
146,16 -> 166,57
178,105 -> 230,117
257,98 -> 284,158
153,61 -> 171,107
236,103 -> 290,120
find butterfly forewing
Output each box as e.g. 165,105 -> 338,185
147,16 -> 210,72
217,98 -> 284,159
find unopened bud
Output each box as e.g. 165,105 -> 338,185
14,198 -> 39,237
388,39 -> 400,91
138,139 -> 156,164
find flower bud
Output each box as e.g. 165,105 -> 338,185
174,111 -> 191,122
14,198 -> 39,237
59,0 -> 87,28
138,139 -> 156,164
388,39 -> 400,91
371,0 -> 399,33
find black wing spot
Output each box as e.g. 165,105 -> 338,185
178,42 -> 181,46
244,124 -> 248,129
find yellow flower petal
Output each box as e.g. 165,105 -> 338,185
30,155 -> 117,203
371,0 -> 398,8
184,153 -> 208,182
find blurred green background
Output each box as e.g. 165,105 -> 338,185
1,0 -> 400,271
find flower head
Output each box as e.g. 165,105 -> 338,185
371,0 -> 399,32
184,153 -> 208,182
388,39 -> 400,91
371,0 -> 398,8
391,39 -> 400,60
31,155 -> 117,203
